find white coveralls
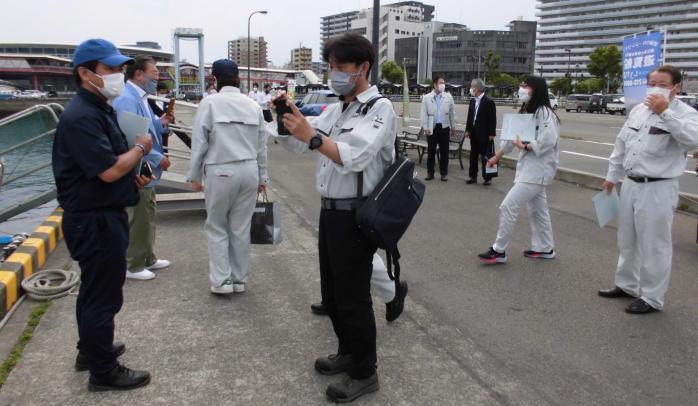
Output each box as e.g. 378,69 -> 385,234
188,86 -> 269,287
492,107 -> 560,253
605,99 -> 698,309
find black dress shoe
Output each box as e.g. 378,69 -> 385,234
88,364 -> 150,392
440,176 -> 448,182
625,298 -> 659,314
310,302 -> 328,316
314,353 -> 353,375
386,281 -> 408,322
598,286 -> 633,299
483,180 -> 492,186
75,341 -> 126,372
425,175 -> 434,181
466,179 -> 476,184
326,372 -> 379,403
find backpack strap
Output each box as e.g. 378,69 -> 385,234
356,94 -> 386,198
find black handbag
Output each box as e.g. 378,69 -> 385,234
250,192 -> 282,245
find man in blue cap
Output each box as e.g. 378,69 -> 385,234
53,38 -> 153,391
188,59 -> 269,294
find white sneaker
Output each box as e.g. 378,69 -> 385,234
211,279 -> 234,294
147,259 -> 171,270
233,283 -> 246,293
126,269 -> 156,280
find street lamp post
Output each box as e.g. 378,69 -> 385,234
247,10 -> 268,92
564,48 -> 571,78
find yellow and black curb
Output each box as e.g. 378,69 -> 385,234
0,208 -> 63,319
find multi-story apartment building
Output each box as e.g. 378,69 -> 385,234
227,36 -> 268,68
535,0 -> 698,90
291,46 -> 313,71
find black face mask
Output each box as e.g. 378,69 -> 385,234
264,90 -> 270,94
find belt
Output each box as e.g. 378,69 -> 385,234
320,197 -> 366,211
627,175 -> 668,183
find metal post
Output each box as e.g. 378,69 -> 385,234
247,11 -> 268,92
174,36 -> 180,98
198,35 -> 205,96
662,27 -> 668,64
371,0 -> 380,85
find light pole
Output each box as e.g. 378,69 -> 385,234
248,10 -> 268,92
473,42 -> 483,78
564,48 -> 571,78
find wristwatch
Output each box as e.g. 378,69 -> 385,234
309,132 -> 323,150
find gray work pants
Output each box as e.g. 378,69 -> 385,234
203,161 -> 259,286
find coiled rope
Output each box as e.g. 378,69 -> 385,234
21,269 -> 80,300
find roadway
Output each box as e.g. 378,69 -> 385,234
396,102 -> 698,195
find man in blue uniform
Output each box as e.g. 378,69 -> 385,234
52,38 -> 153,391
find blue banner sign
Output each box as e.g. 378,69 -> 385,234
623,31 -> 663,112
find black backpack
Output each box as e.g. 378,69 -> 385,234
355,95 -> 426,288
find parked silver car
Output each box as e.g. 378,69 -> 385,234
565,94 -> 591,112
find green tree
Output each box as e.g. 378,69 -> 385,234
575,78 -> 605,94
483,50 -> 501,82
380,61 -> 404,83
491,73 -> 518,97
587,45 -> 622,93
551,76 -> 572,95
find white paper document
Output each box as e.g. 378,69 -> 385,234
485,164 -> 498,174
116,111 -> 150,147
592,188 -> 620,228
500,113 -> 536,142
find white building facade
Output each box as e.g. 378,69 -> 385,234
535,0 -> 698,91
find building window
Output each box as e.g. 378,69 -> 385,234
395,29 -> 400,34
395,16 -> 400,21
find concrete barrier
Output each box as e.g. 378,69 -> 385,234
0,208 -> 63,319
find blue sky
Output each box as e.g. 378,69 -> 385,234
3,0 -> 537,65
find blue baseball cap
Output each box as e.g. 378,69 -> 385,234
211,59 -> 239,77
72,38 -> 134,67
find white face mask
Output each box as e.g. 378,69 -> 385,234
89,72 -> 125,100
469,88 -> 476,97
518,87 -> 531,103
437,84 -> 445,93
647,86 -> 672,101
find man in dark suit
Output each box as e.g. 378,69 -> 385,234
465,78 -> 497,185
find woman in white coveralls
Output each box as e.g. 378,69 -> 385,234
478,76 -> 560,264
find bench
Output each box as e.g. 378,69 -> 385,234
397,122 -> 465,170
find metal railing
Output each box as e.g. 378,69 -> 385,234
0,103 -> 63,222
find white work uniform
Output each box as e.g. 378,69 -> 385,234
492,107 -> 560,253
258,91 -> 272,110
605,98 -> 698,309
248,89 -> 261,104
189,86 -> 269,287
272,85 -> 397,302
419,90 -> 456,130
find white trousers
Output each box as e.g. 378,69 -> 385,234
493,182 -> 554,253
615,178 -> 679,310
371,254 -> 396,303
203,162 -> 259,286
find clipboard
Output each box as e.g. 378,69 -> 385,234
117,110 -> 150,148
500,113 -> 536,142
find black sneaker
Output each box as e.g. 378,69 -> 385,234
478,247 -> 507,264
523,249 -> 556,259
75,341 -> 126,372
425,175 -> 434,181
310,302 -> 328,316
386,281 -> 408,322
314,353 -> 353,376
88,364 -> 150,392
326,372 -> 379,403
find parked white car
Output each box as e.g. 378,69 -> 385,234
548,93 -> 558,110
16,90 -> 47,100
606,95 -> 625,115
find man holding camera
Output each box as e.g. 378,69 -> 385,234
273,33 -> 395,403
53,38 -> 153,391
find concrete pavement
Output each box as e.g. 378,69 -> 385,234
1,139 -> 697,405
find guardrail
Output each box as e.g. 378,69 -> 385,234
0,103 -> 63,222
